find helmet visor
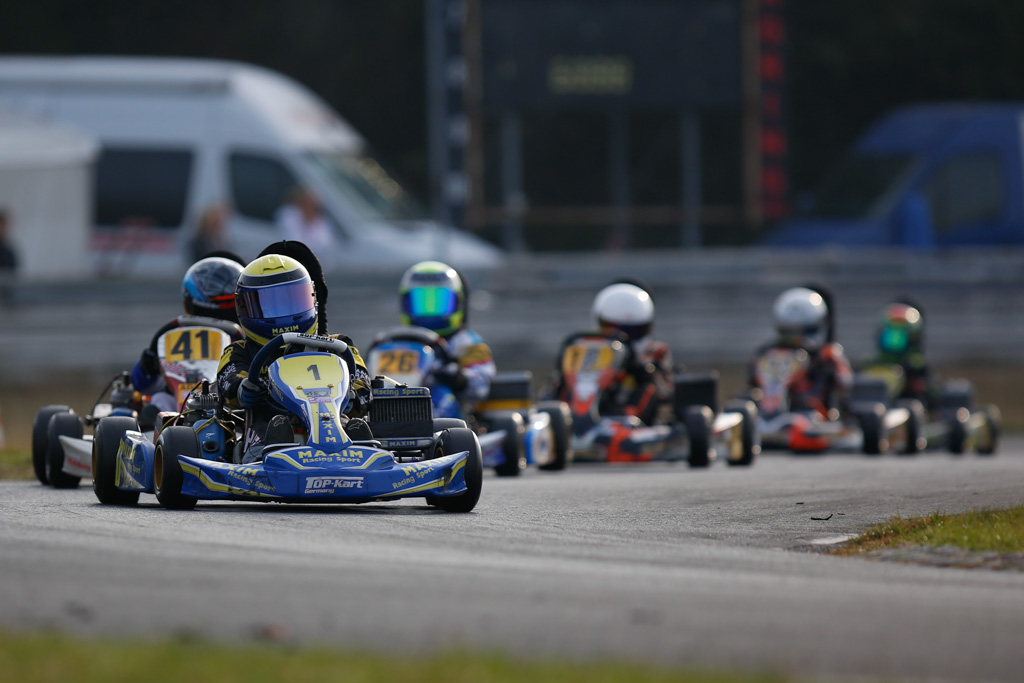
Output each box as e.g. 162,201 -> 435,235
403,286 -> 459,320
879,326 -> 909,354
237,281 -> 315,320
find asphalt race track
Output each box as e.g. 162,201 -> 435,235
3,439 -> 1024,681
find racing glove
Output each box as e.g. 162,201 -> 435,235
433,362 -> 468,393
139,348 -> 161,378
237,377 -> 268,408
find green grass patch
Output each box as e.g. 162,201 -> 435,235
832,505 -> 1024,556
0,628 -> 782,683
0,448 -> 32,480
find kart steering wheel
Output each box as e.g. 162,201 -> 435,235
246,333 -> 356,392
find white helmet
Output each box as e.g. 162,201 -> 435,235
592,283 -> 654,341
773,287 -> 828,349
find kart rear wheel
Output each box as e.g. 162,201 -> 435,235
427,427 -> 482,513
432,418 -> 467,432
685,405 -> 713,469
46,412 -> 84,489
977,404 -> 1000,455
154,426 -> 199,510
859,403 -> 886,455
32,405 -> 73,485
724,399 -> 759,467
492,412 -> 526,477
536,400 -> 573,471
947,409 -> 969,455
895,399 -> 926,455
92,416 -> 140,506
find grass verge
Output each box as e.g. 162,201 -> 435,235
831,505 -> 1024,556
0,629 -> 782,683
0,448 -> 32,480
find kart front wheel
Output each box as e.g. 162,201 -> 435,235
859,403 -> 886,455
154,426 -> 199,510
92,416 -> 141,506
895,399 -> 926,455
724,399 -> 759,467
536,401 -> 573,471
46,412 -> 84,489
492,413 -> 526,477
686,405 -> 713,469
427,427 -> 482,513
32,405 -> 72,485
977,404 -> 1001,455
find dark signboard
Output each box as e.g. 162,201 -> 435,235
481,0 -> 742,111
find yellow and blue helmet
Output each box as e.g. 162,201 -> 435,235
877,302 -> 923,356
235,254 -> 317,344
399,261 -> 465,337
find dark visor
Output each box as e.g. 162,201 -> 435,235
237,281 -> 315,319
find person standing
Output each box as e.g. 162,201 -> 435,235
275,187 -> 337,271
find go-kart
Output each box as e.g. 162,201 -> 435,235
860,363 -> 999,455
368,326 -> 573,476
32,315 -> 239,489
751,345 -> 920,454
94,332 -> 483,512
555,332 -> 758,468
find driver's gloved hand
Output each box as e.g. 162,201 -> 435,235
433,362 -> 468,392
237,377 -> 268,408
139,348 -> 161,378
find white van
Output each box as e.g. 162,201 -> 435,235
0,56 -> 502,277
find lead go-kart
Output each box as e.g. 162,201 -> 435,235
31,315 -> 239,489
93,332 -> 483,512
752,345 -> 922,454
555,332 -> 758,467
859,363 -> 1000,455
368,326 -> 573,476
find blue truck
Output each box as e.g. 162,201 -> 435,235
763,103 -> 1024,247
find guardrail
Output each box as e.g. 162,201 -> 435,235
1,247 -> 1021,384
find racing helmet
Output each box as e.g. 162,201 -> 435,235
774,287 -> 828,349
182,256 -> 243,322
234,254 -> 317,345
877,302 -> 923,356
399,261 -> 465,337
591,283 -> 654,341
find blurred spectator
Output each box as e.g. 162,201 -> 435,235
188,202 -> 231,262
0,208 -> 18,305
275,186 -> 337,270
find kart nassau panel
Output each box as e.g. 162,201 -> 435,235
561,337 -> 628,436
268,352 -> 352,448
178,447 -> 470,502
157,326 -> 233,409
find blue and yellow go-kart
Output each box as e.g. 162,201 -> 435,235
367,326 -> 573,477
93,332 -> 483,512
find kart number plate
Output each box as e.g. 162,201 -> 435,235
375,349 -> 421,375
161,328 -> 225,362
562,343 -> 615,375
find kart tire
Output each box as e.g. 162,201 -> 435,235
724,399 -> 759,467
685,405 -> 713,469
433,418 -> 467,433
32,404 -> 72,485
536,400 -> 573,471
154,426 -> 199,510
859,403 -> 886,456
895,399 -> 926,455
977,404 -> 1001,456
493,412 -> 527,477
427,427 -> 483,513
947,410 -> 969,455
92,416 -> 141,506
46,412 -> 84,489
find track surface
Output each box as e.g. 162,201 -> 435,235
3,440 -> 1024,681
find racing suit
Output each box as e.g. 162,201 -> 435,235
865,350 -> 935,410
217,334 -> 373,463
749,340 -> 853,417
435,328 -> 497,411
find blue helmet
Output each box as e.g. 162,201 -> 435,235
234,254 -> 317,345
182,256 -> 243,323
